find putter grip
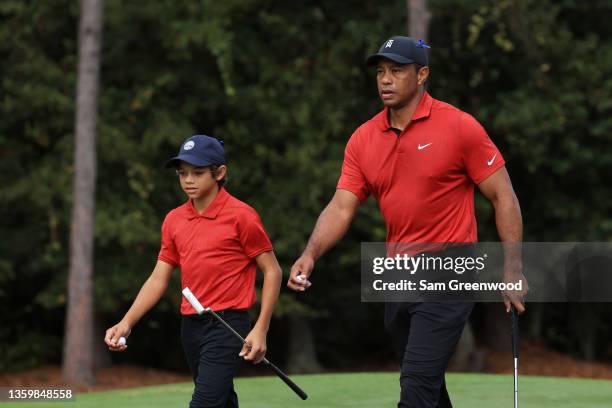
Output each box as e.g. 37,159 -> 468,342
263,359 -> 308,400
510,307 -> 519,358
182,287 -> 205,314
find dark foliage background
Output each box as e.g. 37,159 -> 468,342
1,0 -> 611,372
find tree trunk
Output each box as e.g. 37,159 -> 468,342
450,322 -> 485,372
286,316 -> 323,374
62,0 -> 103,386
483,304 -> 511,352
407,0 -> 430,40
572,303 -> 597,361
527,302 -> 544,338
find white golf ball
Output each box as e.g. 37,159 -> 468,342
296,275 -> 306,282
118,337 -> 126,346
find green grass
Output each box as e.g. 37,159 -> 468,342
3,372 -> 611,408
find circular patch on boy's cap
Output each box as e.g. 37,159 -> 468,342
183,141 -> 195,150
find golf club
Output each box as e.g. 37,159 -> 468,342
510,306 -> 519,408
182,287 -> 308,400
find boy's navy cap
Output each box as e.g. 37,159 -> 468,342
165,135 -> 226,168
366,36 -> 429,66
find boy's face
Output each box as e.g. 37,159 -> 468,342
176,162 -> 226,199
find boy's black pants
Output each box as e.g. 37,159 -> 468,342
385,302 -> 474,408
181,311 -> 250,408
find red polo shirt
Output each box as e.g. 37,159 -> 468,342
337,92 -> 505,243
158,188 -> 273,314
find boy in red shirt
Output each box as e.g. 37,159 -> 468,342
105,135 -> 282,408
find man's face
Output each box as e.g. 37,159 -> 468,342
176,162 -> 225,199
376,59 -> 428,109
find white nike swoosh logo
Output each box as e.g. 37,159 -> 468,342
418,143 -> 432,150
487,154 -> 497,166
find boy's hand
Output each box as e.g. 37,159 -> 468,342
240,327 -> 267,364
104,321 -> 131,352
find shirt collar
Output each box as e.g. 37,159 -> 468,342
412,91 -> 433,120
377,91 -> 434,131
184,187 -> 230,220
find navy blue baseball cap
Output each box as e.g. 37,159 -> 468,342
366,36 -> 430,66
165,135 -> 226,168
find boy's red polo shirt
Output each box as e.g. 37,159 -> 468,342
158,188 -> 273,314
337,92 -> 505,243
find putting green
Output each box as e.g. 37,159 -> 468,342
2,372 -> 610,407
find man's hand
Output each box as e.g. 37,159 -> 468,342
104,321 -> 131,352
240,327 -> 267,364
287,255 -> 314,291
502,263 -> 529,314
287,190 -> 360,293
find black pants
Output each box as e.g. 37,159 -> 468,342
385,302 -> 474,408
181,311 -> 250,408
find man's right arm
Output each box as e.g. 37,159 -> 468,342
104,260 -> 175,350
287,189 -> 360,291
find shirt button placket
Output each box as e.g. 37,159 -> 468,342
396,128 -> 407,154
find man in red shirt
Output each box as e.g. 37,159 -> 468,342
105,135 -> 282,408
288,36 -> 526,407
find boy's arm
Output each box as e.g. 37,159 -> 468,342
104,260 -> 175,351
240,251 -> 282,363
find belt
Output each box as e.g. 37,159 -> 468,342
184,309 -> 248,320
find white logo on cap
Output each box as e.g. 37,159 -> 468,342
184,141 -> 195,150
385,40 -> 394,48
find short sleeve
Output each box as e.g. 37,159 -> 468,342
157,215 -> 179,266
459,112 -> 506,184
238,210 -> 273,258
336,129 -> 370,201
